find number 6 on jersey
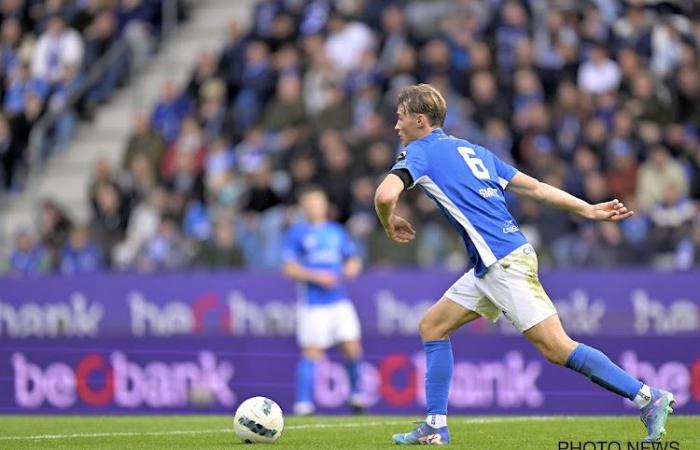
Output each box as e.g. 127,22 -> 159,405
458,146 -> 490,180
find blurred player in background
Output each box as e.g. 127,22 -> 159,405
282,185 -> 364,416
375,84 -> 675,445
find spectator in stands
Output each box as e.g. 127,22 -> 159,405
578,44 -> 621,94
231,40 -> 274,136
324,12 -> 374,73
4,62 -> 48,116
122,152 -> 156,204
7,93 -> 41,178
672,65 -> 700,126
134,214 -> 191,271
152,80 -> 191,142
122,111 -> 164,179
605,143 -> 639,200
83,8 -> 127,113
626,71 -> 671,124
0,18 -> 24,85
112,186 -> 166,270
194,213 -> 244,268
91,181 -> 129,265
31,14 -> 84,84
495,0 -> 529,73
469,70 -> 510,127
117,0 -> 157,70
262,74 -> 305,132
45,63 -> 82,155
203,136 -> 234,196
186,50 -> 219,102
7,228 -> 50,274
198,79 -> 229,141
38,199 -> 72,268
636,145 -> 689,212
59,224 -> 104,274
648,183 -> 695,268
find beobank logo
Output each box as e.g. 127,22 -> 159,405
313,352 -> 700,411
11,352 -> 235,409
315,351 -> 544,409
128,291 -> 295,337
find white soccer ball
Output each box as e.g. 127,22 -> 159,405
233,396 -> 284,444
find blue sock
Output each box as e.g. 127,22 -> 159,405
565,343 -> 642,400
345,359 -> 361,394
296,357 -> 315,404
424,340 -> 453,416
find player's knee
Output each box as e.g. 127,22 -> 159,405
302,347 -> 325,360
341,341 -> 362,360
419,315 -> 446,340
540,344 -> 569,366
543,350 -> 564,365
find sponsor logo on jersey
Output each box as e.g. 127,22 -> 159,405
478,187 -> 500,198
502,220 -> 520,234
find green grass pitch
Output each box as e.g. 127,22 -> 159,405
1,415 -> 698,449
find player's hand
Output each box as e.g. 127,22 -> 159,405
342,258 -> 362,280
313,271 -> 338,289
385,214 -> 416,243
586,199 -> 635,222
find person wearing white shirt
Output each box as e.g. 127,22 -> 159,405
577,44 -> 621,95
31,15 -> 84,84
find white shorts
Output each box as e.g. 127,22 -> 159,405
297,300 -> 361,349
444,243 -> 557,333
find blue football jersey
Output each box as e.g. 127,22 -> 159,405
282,221 -> 357,305
392,128 -> 528,277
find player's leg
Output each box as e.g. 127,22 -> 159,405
295,346 -> 324,415
524,315 -> 675,441
524,314 -> 642,395
334,300 -> 364,413
485,244 -> 674,442
338,339 -> 364,413
419,296 -> 482,425
393,270 -> 498,445
294,304 -> 332,416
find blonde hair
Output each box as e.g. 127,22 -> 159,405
397,83 -> 447,127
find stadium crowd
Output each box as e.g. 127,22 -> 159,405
5,0 -> 700,275
0,0 -> 185,195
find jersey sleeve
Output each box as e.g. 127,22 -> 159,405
492,154 -> 518,189
391,142 -> 428,188
281,227 -> 302,263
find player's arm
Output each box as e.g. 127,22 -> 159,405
506,171 -> 634,221
374,172 -> 416,243
281,260 -> 337,289
342,257 -> 362,280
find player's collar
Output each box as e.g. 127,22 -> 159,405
424,128 -> 446,141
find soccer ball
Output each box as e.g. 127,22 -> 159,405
233,396 -> 284,444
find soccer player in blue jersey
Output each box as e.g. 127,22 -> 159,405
375,84 -> 674,445
282,185 -> 365,416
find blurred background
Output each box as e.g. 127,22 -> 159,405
1,0 -> 700,273
0,0 -> 698,417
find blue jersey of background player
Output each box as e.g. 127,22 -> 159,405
283,222 -> 355,306
375,84 -> 674,445
281,185 -> 364,416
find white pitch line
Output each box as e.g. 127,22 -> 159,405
0,416 -> 575,441
0,428 -> 232,441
